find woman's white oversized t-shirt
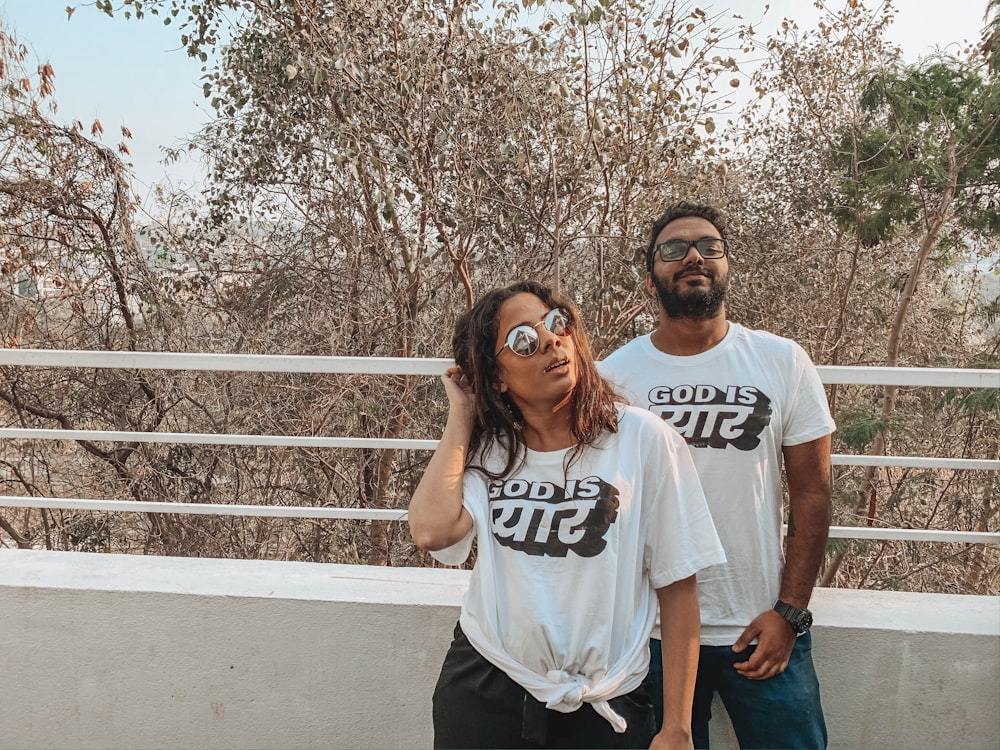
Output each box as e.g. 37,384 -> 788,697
432,405 -> 725,730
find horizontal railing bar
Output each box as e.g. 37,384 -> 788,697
1,496 -> 997,544
0,350 -> 996,388
0,496 -> 407,520
0,429 -> 438,450
0,349 -> 452,375
816,365 -> 998,388
1,429 -> 995,471
830,455 -> 999,471
826,526 -> 1000,544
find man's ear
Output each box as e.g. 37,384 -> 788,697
645,272 -> 656,296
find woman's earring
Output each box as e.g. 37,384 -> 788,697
502,394 -> 522,426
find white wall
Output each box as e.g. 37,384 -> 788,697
0,549 -> 997,750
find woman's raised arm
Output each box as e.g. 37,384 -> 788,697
408,367 -> 475,551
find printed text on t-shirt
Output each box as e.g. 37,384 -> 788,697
487,476 -> 619,557
647,384 -> 772,450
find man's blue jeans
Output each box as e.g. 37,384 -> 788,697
649,633 -> 827,749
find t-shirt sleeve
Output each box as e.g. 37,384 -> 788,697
782,343 -> 837,446
428,471 -> 483,566
642,419 -> 727,589
597,347 -> 643,404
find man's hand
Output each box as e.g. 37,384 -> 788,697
731,609 -> 796,680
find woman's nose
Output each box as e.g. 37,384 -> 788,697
538,326 -> 562,352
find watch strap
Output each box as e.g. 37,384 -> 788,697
773,599 -> 812,635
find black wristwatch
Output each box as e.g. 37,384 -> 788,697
773,600 -> 813,636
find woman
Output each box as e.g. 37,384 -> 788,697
409,281 -> 725,750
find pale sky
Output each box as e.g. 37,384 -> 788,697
0,0 -> 991,208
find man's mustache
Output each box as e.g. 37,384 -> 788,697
674,267 -> 714,281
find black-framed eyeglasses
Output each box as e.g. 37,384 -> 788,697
495,308 -> 571,358
654,237 -> 728,262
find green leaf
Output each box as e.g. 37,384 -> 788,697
956,388 -> 1000,414
837,410 -> 885,450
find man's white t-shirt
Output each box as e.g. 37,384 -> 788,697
432,405 -> 725,729
600,324 -> 835,646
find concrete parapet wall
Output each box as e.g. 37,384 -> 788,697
0,550 -> 996,750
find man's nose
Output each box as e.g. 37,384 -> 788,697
680,242 -> 705,264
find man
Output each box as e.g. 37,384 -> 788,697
600,202 -> 834,749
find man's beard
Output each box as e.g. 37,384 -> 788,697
652,267 -> 728,321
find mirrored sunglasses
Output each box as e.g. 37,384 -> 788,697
495,308 -> 571,358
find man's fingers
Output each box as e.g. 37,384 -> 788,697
735,654 -> 789,680
731,627 -> 759,654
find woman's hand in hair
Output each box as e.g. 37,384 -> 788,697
441,366 -> 474,417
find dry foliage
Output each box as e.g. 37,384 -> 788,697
1,1 -> 997,592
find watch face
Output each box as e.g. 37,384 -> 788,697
795,610 -> 813,634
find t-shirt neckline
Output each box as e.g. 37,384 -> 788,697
523,444 -> 573,461
641,322 -> 738,366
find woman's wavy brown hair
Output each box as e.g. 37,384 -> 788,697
452,280 -> 622,479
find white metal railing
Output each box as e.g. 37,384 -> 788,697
0,349 -> 997,545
